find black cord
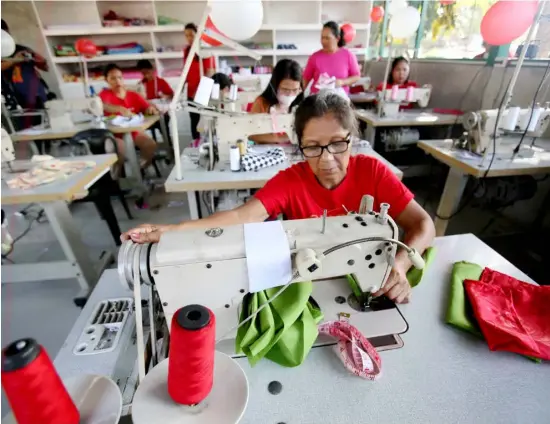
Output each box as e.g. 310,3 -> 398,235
513,59 -> 550,155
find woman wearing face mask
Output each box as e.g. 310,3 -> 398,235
375,56 -> 419,109
303,21 -> 361,95
249,59 -> 303,144
121,92 -> 435,304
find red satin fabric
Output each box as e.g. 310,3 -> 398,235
464,268 -> 550,360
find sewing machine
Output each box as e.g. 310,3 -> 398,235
118,196 -> 424,362
1,127 -> 15,164
377,86 -> 431,118
45,97 -> 104,131
187,102 -> 296,162
460,105 -> 550,156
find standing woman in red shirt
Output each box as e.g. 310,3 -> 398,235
99,64 -> 158,168
184,23 -> 216,142
122,92 -> 435,304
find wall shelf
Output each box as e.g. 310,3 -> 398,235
30,0 -> 374,99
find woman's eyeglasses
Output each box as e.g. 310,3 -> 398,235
300,133 -> 351,158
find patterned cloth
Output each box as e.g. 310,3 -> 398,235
318,320 -> 382,380
241,147 -> 286,172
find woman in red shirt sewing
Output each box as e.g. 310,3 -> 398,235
184,23 -> 216,141
99,64 -> 158,168
121,92 -> 435,304
375,56 -> 421,110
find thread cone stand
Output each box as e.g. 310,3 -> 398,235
132,351 -> 249,424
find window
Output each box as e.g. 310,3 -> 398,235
417,0 -> 497,59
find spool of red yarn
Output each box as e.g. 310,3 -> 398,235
1,338 -> 80,424
168,304 -> 216,405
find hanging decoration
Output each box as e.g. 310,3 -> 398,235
201,17 -> 223,47
386,0 -> 408,16
1,30 -> 15,58
388,6 -> 421,39
370,6 -> 385,23
480,0 -> 539,46
74,38 -> 97,57
210,0 -> 264,41
341,23 -> 356,44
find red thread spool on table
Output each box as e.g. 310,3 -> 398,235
1,338 -> 80,424
168,304 -> 216,405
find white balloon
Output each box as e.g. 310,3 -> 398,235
389,6 -> 421,39
1,30 -> 15,58
210,0 -> 264,41
386,0 -> 408,16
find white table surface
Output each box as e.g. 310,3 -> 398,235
418,137 -> 550,178
355,109 -> 463,127
165,142 -> 403,192
52,234 -> 549,424
1,154 -> 117,205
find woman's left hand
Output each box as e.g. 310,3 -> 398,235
335,79 -> 344,88
372,265 -> 411,304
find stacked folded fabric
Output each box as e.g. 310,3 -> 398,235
447,263 -> 549,361
241,147 -> 286,172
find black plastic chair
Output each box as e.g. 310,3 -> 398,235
68,129 -> 133,246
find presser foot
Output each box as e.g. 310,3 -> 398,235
347,293 -> 395,312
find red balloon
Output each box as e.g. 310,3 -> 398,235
480,0 -> 538,46
201,17 -> 223,47
370,6 -> 385,23
440,0 -> 455,5
341,23 -> 356,44
74,38 -> 97,57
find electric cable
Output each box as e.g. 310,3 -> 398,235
513,59 -> 550,155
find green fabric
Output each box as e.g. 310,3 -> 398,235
235,282 -> 323,367
445,261 -> 484,337
407,247 -> 436,287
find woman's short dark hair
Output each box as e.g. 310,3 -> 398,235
260,59 -> 304,109
294,92 -> 358,143
323,21 -> 345,48
185,23 -> 198,32
137,59 -> 154,70
388,56 -> 410,85
212,73 -> 232,90
104,63 -> 122,79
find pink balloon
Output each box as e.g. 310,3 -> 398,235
341,23 -> 356,44
480,0 -> 538,46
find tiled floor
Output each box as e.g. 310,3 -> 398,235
0,165 -> 540,421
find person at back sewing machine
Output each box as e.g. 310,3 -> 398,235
249,59 -> 304,144
375,56 -> 418,110
122,92 -> 435,304
100,63 -> 159,169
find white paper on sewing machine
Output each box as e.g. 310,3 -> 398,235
244,221 -> 292,293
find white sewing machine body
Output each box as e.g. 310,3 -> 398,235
136,211 -> 408,356
377,86 -> 431,118
462,106 -> 550,156
45,97 -> 104,131
1,127 -> 15,164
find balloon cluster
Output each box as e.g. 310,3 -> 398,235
385,1 -> 421,40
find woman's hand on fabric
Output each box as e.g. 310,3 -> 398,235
120,223 -> 175,244
145,105 -> 159,116
335,79 -> 344,88
119,107 -> 133,118
372,266 -> 411,304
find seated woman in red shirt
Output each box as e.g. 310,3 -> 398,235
121,92 -> 435,304
250,59 -> 304,144
375,56 -> 418,109
99,64 -> 158,168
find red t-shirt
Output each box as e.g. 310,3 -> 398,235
375,81 -> 418,110
99,89 -> 150,116
143,76 -> 174,100
255,155 -> 414,220
184,47 -> 216,99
